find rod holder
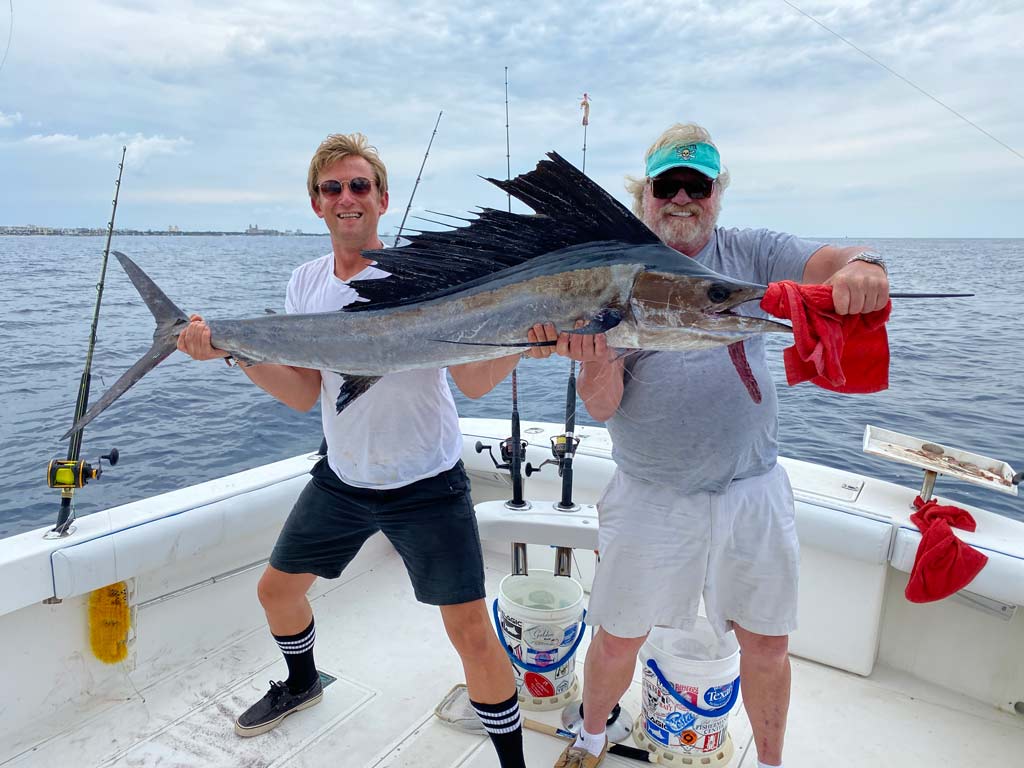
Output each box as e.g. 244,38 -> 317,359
919,469 -> 938,504
511,542 -> 528,576
554,547 -> 572,578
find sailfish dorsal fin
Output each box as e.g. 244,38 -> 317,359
347,152 -> 658,311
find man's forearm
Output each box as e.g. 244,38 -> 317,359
449,354 -> 521,399
577,358 -> 624,422
240,363 -> 322,412
802,244 -> 872,283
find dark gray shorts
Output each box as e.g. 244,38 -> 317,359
270,457 -> 485,606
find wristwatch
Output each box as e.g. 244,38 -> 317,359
847,251 -> 887,275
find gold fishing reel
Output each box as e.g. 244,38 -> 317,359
47,449 -> 119,490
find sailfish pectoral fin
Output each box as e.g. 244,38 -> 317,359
430,310 -> 622,350
428,339 -> 554,348
335,375 -> 382,414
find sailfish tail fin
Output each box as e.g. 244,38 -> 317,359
61,252 -> 189,439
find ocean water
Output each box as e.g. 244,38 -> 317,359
0,235 -> 1021,538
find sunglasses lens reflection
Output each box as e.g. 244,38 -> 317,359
349,177 -> 372,195
318,177 -> 374,197
652,176 -> 713,200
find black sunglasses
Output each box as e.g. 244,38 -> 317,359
650,174 -> 715,200
317,177 -> 374,197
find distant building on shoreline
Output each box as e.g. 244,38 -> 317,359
0,225 -> 317,237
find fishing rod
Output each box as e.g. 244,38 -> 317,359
46,147 -> 126,537
890,293 -> 973,299
476,66 -> 529,513
394,110 -> 443,247
524,92 -> 590,514
504,68 -> 527,510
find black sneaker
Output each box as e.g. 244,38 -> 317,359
234,679 -> 323,737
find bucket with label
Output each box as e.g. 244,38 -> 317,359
633,620 -> 740,766
493,571 -> 586,711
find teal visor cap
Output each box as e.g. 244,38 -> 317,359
646,142 -> 721,179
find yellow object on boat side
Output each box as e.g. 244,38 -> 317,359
88,581 -> 130,663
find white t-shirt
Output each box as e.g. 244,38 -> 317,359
284,253 -> 463,489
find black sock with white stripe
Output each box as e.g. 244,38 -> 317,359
273,618 -> 318,693
471,691 -> 525,768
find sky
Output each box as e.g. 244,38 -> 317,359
0,0 -> 1022,238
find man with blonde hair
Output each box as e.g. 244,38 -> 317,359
551,123 -> 889,768
178,133 -> 539,768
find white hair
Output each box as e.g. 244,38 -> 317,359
625,122 -> 731,217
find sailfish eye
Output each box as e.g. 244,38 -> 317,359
707,283 -> 731,303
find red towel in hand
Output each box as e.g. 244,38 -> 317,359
760,281 -> 891,393
905,496 -> 988,603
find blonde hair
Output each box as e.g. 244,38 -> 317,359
625,122 -> 731,216
307,133 -> 389,199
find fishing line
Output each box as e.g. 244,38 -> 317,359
780,0 -> 1024,163
0,0 -> 12,77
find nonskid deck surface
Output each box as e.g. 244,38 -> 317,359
6,547 -> 1022,768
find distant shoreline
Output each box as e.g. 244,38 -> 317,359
1,230 -> 1018,240
0,229 -> 327,237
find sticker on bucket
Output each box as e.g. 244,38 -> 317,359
527,648 -> 559,667
704,682 -> 736,709
524,624 -> 563,652
639,623 -> 741,754
664,711 -> 696,734
500,613 -> 523,641
523,672 -> 555,698
645,720 -> 671,746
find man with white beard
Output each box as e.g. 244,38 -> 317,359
550,123 -> 890,768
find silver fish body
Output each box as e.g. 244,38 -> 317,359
209,256 -> 785,375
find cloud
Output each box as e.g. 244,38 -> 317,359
0,0 -> 1021,235
21,132 -> 191,165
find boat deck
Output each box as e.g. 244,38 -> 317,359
6,544 -> 1023,768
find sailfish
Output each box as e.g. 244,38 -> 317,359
62,152 -> 790,439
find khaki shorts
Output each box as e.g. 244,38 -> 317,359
587,464 -> 799,639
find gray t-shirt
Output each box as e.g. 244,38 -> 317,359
606,227 -> 823,493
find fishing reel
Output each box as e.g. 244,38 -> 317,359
525,433 -> 581,477
475,439 -> 528,471
47,448 -> 120,491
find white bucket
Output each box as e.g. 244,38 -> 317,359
494,571 -> 586,711
633,620 -> 740,766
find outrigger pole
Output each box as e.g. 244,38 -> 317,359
394,110 -> 443,247
46,147 -> 126,537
